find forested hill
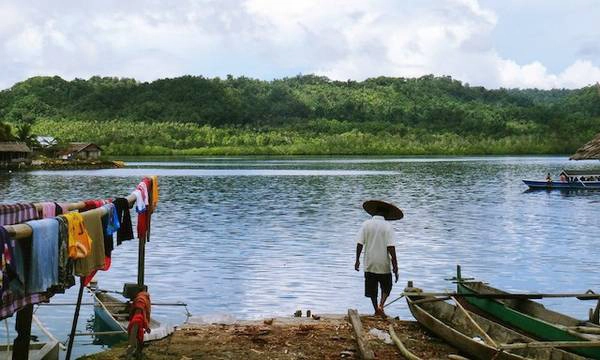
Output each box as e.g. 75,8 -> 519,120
0,75 -> 599,155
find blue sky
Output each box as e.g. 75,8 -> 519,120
1,0 -> 599,90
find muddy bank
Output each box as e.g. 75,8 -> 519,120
80,314 -> 458,360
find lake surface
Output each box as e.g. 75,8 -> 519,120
2,155 -> 600,358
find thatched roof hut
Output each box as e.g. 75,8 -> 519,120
0,142 -> 32,166
571,133 -> 600,160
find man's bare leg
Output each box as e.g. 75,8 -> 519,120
378,292 -> 390,317
370,296 -> 379,315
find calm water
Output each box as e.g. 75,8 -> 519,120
2,156 -> 600,358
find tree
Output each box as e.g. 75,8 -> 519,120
0,121 -> 12,141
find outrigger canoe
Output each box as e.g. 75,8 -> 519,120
406,285 -> 587,360
93,291 -> 174,342
456,274 -> 600,359
523,169 -> 600,190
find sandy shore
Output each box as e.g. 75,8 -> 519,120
80,313 -> 458,359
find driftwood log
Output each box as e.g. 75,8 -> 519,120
347,309 -> 375,360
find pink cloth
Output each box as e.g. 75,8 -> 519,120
41,202 -> 55,218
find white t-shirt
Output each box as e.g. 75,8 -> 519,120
356,215 -> 396,274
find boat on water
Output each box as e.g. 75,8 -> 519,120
93,290 -> 174,342
523,169 -> 600,190
405,285 -> 587,360
456,273 -> 600,359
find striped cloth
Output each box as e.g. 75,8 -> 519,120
0,293 -> 48,320
0,203 -> 39,226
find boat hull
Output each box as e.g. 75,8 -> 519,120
523,180 -> 600,190
93,292 -> 174,342
457,281 -> 600,359
406,290 -> 586,360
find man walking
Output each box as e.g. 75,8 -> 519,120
354,200 -> 402,317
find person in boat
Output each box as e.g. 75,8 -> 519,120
354,200 -> 401,317
546,173 -> 552,182
559,173 -> 567,182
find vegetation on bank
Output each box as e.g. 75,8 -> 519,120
1,75 -> 599,155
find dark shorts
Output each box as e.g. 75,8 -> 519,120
364,272 -> 392,298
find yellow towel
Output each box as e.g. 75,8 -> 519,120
62,213 -> 92,259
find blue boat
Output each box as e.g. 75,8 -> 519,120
523,169 -> 600,190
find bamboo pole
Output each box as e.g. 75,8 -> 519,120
500,340 -> 600,350
388,324 -> 422,360
568,326 -> 600,334
65,278 -> 85,360
450,297 -> 497,348
402,291 -> 600,300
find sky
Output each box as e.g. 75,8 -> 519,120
1,0 -> 599,90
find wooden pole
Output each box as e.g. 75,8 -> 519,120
500,340 -> 600,350
388,324 -> 421,360
65,277 -> 85,360
12,304 -> 33,360
402,291 -> 600,300
450,297 -> 497,348
347,309 -> 375,360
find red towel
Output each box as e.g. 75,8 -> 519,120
128,291 -> 151,343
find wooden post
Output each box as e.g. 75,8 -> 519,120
347,309 -> 375,360
65,277 -> 85,360
137,236 -> 145,287
12,304 -> 33,360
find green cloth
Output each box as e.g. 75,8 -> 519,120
74,211 -> 106,276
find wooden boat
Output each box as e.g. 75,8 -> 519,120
457,277 -> 600,359
523,169 -> 600,190
93,291 -> 174,342
0,342 -> 60,360
406,287 -> 589,360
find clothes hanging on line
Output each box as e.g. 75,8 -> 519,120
114,197 -> 134,245
150,175 -> 159,213
40,202 -> 56,219
0,203 -> 38,226
25,219 -> 59,293
61,213 -> 92,259
55,216 -> 75,292
74,210 -> 105,279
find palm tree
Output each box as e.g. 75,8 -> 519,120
15,122 -> 38,148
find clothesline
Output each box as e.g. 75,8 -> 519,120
3,193 -> 137,240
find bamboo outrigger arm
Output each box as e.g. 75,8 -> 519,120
401,291 -> 600,300
3,193 -> 136,240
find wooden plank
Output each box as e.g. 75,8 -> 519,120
500,340 -> 600,350
450,297 -> 497,348
347,309 -> 375,360
388,324 -> 421,360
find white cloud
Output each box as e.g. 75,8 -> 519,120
0,0 -> 599,89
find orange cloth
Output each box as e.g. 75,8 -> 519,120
150,176 -> 159,213
62,213 -> 92,259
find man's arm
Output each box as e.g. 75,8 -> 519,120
355,243 -> 363,271
387,246 -> 398,282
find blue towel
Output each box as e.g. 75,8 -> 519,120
26,219 -> 59,293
